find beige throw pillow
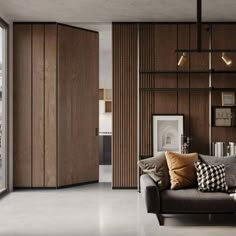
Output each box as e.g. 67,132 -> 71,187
165,151 -> 198,190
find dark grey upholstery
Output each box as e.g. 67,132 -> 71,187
161,188 -> 236,213
140,174 -> 160,214
140,174 -> 236,225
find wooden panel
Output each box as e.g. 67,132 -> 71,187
190,24 -> 210,70
189,24 -> 210,154
45,24 -> 57,187
105,101 -> 112,112
99,89 -> 104,100
13,24 -> 32,187
178,24 -> 190,136
32,24 -> 45,187
212,127 -> 236,143
58,25 -> 99,187
154,24 -> 177,71
154,25 -> 178,114
190,89 -> 209,154
112,24 -> 138,188
139,24 -> 155,157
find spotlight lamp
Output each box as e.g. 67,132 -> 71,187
178,52 -> 187,67
221,52 -> 232,66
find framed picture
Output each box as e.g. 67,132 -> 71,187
222,92 -> 235,106
152,115 -> 184,156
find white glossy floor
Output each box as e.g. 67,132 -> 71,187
0,183 -> 236,236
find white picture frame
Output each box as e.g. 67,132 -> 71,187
222,92 -> 235,106
152,115 -> 184,156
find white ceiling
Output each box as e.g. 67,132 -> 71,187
0,0 -> 236,23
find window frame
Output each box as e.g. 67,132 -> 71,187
0,17 -> 9,195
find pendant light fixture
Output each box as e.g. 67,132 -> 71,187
176,0 -> 234,66
221,52 -> 232,66
178,53 -> 187,67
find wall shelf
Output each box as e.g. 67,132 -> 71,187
140,88 -> 210,91
140,87 -> 236,92
211,126 -> 236,128
140,70 -> 209,74
176,49 -> 236,53
140,70 -> 236,74
212,106 -> 236,127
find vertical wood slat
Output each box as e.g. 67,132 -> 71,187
45,24 -> 57,187
13,24 -> 32,187
112,24 -> 138,188
139,24 -> 155,157
32,24 -> 45,187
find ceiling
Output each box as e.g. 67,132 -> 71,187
0,0 -> 236,23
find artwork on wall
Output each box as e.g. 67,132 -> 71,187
222,92 -> 235,106
214,108 -> 232,126
152,115 -> 184,156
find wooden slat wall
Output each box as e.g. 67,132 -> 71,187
57,25 -> 99,187
13,24 -> 32,187
139,24 -> 155,157
112,24 -> 138,188
44,24 -> 57,187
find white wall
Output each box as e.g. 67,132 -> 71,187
99,26 -> 112,89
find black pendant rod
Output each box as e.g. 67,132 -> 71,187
197,0 -> 202,51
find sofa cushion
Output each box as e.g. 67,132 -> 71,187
199,154 -> 236,188
165,151 -> 198,190
195,161 -> 228,192
161,188 -> 236,213
138,153 -> 170,191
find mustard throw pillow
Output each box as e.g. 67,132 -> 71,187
165,151 -> 198,190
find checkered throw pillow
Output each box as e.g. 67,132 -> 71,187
194,161 -> 228,192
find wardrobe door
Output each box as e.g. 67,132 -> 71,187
57,25 -> 99,186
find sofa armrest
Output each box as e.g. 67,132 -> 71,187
140,174 -> 161,214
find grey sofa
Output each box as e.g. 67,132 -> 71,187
140,174 -> 236,225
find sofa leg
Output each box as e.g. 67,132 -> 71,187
156,214 -> 164,226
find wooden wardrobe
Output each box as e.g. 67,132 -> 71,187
13,23 -> 99,188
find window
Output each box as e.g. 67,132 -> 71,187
0,18 -> 8,193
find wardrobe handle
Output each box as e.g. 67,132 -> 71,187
95,128 -> 99,136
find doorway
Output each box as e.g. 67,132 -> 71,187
76,24 -> 112,183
